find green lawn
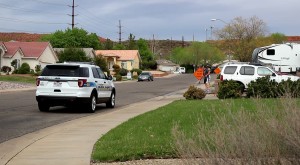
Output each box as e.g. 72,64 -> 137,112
92,98 -> 300,163
0,74 -> 36,84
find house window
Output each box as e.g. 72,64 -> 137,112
121,62 -> 127,69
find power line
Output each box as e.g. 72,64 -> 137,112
26,0 -> 68,6
76,10 -> 116,34
0,27 -> 52,34
0,2 -> 66,15
77,6 -> 117,27
0,0 -> 139,40
0,16 -> 67,25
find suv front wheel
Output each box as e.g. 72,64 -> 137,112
87,94 -> 97,113
106,92 -> 115,108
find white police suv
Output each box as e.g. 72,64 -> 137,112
36,62 -> 115,112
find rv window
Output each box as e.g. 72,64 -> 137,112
239,66 -> 254,75
267,49 -> 275,55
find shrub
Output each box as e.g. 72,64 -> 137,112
183,85 -> 206,100
131,68 -> 142,75
132,75 -> 138,80
11,59 -> 18,70
113,64 -> 121,74
115,74 -> 122,81
119,68 -> 128,76
35,65 -> 41,73
247,76 -> 279,98
141,60 -> 157,70
33,71 -> 42,76
217,80 -> 243,99
12,69 -> 19,74
1,66 -> 12,74
278,79 -> 300,98
18,63 -> 31,74
94,55 -> 109,74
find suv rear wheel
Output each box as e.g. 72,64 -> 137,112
106,92 -> 115,108
38,102 -> 50,112
87,94 -> 97,113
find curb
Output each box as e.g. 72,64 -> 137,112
0,87 -> 36,93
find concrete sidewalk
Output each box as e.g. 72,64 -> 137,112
0,83 -> 217,165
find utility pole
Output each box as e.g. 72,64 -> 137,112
118,20 -> 123,44
182,36 -> 185,48
68,0 -> 77,29
210,26 -> 214,40
193,33 -> 195,42
152,34 -> 155,54
205,28 -> 208,41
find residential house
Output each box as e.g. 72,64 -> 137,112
54,48 -> 96,59
156,59 -> 179,73
0,41 -> 58,72
95,50 -> 141,71
286,36 -> 300,44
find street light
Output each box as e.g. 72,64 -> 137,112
205,28 -> 208,41
211,18 -> 232,62
211,18 -> 229,25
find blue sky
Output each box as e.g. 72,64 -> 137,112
0,0 -> 299,41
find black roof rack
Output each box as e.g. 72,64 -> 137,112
249,63 -> 263,66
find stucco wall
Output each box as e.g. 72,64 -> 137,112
1,52 -> 22,72
133,54 -> 140,69
39,46 -> 57,68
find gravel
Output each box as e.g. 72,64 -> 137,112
0,81 -> 35,91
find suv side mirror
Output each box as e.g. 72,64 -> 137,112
272,73 -> 276,77
107,75 -> 113,80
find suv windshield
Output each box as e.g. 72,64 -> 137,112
41,65 -> 89,77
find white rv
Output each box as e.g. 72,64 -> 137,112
252,43 -> 300,73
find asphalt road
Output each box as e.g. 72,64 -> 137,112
0,74 -> 198,143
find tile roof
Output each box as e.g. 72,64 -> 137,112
96,50 -> 139,61
287,36 -> 300,41
2,41 -> 49,58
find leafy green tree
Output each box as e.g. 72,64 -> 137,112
269,33 -> 287,44
214,16 -> 268,62
57,48 -> 91,62
170,47 -> 190,64
41,28 -> 102,49
104,38 -> 114,50
170,42 -> 224,66
113,43 -> 126,50
126,33 -> 137,50
137,38 -> 153,62
94,55 -> 109,74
